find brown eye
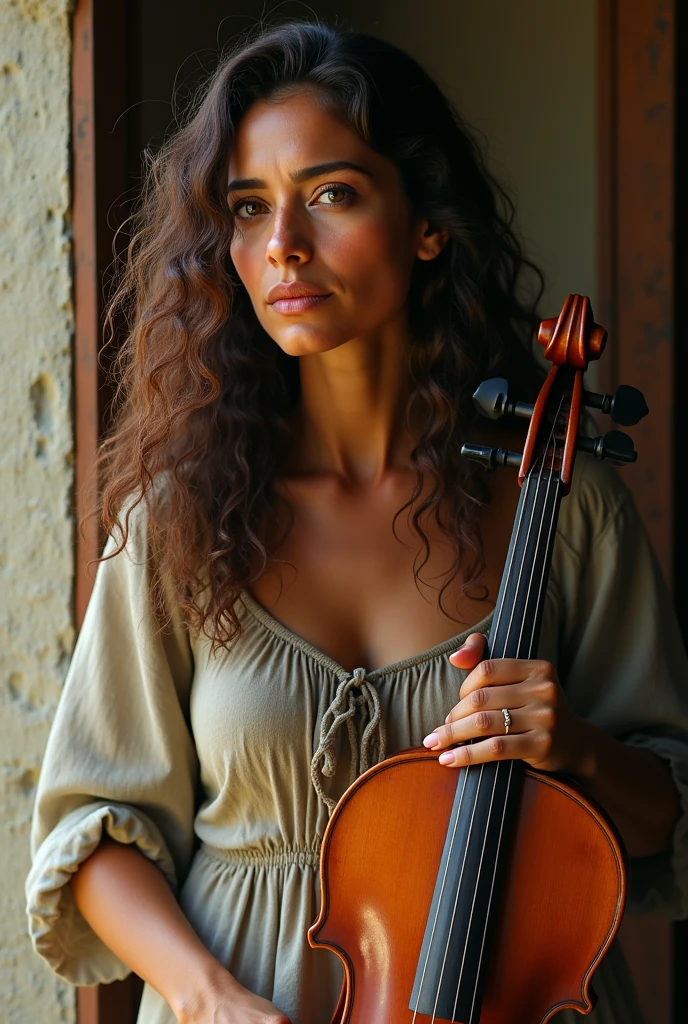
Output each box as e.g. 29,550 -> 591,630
316,187 -> 351,205
234,199 -> 265,219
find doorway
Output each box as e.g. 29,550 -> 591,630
72,2 -> 680,1021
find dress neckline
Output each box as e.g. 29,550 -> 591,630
240,588 -> 495,681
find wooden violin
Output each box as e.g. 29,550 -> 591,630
308,295 -> 649,1024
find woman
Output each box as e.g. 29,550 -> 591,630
26,21 -> 688,1024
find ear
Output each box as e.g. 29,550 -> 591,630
416,220 -> 450,262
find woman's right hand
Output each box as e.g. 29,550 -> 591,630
174,967 -> 292,1024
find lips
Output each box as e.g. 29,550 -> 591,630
267,281 -> 333,315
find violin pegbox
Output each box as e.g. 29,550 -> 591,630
462,294 -> 648,489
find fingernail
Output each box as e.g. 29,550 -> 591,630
438,751 -> 454,765
423,732 -> 439,749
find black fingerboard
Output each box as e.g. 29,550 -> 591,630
410,468 -> 563,1024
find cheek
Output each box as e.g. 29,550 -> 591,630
230,237 -> 261,295
326,213 -> 416,307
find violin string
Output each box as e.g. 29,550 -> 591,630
494,393 -> 563,661
411,396 -> 564,1021
514,433 -> 559,655
409,467 -> 536,1020
525,462 -> 563,656
420,472 -> 538,1021
467,759 -> 514,1024
485,471 -> 534,652
450,764 -> 500,1022
443,432 -> 551,1021
464,443 -> 560,1019
410,763 -> 470,1023
415,465 -> 542,1019
497,396 -> 562,664
458,401 -> 564,1021
429,765 -> 485,1024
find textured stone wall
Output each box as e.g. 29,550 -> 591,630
0,1 -> 75,1021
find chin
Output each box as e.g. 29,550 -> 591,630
271,324 -> 352,357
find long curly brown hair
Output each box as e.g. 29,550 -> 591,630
98,21 -> 544,647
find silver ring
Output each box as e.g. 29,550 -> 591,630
502,708 -> 512,735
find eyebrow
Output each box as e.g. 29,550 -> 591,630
226,160 -> 372,193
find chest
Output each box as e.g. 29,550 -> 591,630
250,472 -> 517,672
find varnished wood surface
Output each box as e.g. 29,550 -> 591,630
310,750 -> 626,1024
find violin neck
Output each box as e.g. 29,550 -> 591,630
487,468 -> 564,661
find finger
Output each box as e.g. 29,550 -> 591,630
448,633 -> 487,671
436,731 -> 537,767
426,707 -> 525,749
459,657 -> 555,698
444,681 -> 535,725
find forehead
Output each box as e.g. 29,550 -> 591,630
227,90 -> 381,180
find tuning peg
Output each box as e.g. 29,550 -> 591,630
461,443 -> 522,469
578,429 -> 637,464
583,384 -> 648,426
472,378 -> 534,421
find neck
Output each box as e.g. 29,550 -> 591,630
289,322 -> 416,485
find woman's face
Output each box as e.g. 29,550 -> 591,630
228,89 -> 444,357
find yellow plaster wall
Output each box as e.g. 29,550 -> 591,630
0,1 -> 76,1021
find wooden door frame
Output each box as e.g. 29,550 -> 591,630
71,1 -> 681,1022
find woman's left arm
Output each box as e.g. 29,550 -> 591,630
423,635 -> 681,857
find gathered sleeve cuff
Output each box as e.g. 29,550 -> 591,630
25,495 -> 198,985
26,801 -> 178,985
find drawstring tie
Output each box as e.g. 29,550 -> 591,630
310,667 -> 387,813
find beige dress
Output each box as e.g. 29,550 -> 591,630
26,458 -> 688,1024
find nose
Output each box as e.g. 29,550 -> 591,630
266,207 -> 313,267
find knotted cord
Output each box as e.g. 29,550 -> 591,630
311,667 -> 387,812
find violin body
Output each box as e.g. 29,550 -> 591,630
309,748 -> 625,1024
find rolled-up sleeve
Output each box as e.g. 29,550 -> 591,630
25,500 -> 198,985
545,458 -> 688,918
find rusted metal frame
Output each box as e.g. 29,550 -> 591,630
598,0 -> 675,585
615,0 -> 675,586
596,0 -> 617,398
72,0 -> 141,1021
72,0 -> 99,631
673,0 -> 688,1012
71,5 -> 103,1023
597,3 -> 676,1024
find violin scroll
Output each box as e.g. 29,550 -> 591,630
537,293 -> 607,368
